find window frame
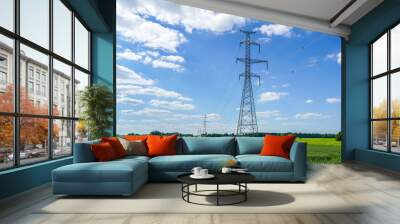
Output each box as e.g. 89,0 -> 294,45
0,0 -> 92,171
370,21 -> 400,154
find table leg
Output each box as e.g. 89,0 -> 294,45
217,184 -> 219,206
195,184 -> 198,192
245,183 -> 247,201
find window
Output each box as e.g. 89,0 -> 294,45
20,0 -> 49,49
53,0 -> 72,60
0,34 -> 13,113
370,23 -> 400,153
53,59 -> 72,117
0,0 -> 91,170
74,18 -> 90,70
74,69 -> 89,118
28,81 -> 34,94
0,0 -> 14,31
0,116 -> 13,170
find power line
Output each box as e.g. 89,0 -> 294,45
236,30 -> 268,135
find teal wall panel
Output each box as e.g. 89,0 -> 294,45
0,158 -> 72,199
344,0 -> 400,170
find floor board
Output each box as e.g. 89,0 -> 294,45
1,162 -> 400,224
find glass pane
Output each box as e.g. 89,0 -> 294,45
372,121 -> 388,151
0,0 -> 14,31
53,119 -> 72,157
20,44 -> 49,115
74,69 -> 89,117
0,116 -> 14,170
53,0 -> 72,60
20,0 -> 49,49
391,24 -> 400,70
74,18 -> 89,70
391,120 -> 400,153
53,59 -> 72,117
372,33 -> 387,76
0,35 -> 14,112
20,117 -> 49,165
75,120 -> 88,143
372,77 -> 387,119
391,72 -> 400,118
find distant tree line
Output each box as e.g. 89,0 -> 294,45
125,130 -> 339,139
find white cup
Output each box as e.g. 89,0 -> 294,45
191,167 -> 202,176
221,167 -> 232,174
200,169 -> 208,176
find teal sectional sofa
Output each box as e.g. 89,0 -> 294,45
52,137 -> 307,196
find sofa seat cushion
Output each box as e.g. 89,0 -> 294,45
236,155 -> 293,172
149,154 -> 235,172
53,159 -> 147,183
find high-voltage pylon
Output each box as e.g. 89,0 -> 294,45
236,30 -> 268,135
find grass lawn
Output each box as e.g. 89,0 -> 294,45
297,138 -> 341,164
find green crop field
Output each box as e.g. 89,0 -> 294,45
297,138 -> 341,164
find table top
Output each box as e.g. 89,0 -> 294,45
177,172 -> 255,185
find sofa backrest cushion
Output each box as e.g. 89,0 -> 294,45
73,139 -> 100,163
179,137 -> 235,155
236,137 -> 264,155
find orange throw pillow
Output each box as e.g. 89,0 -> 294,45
91,142 -> 117,162
124,135 -> 148,141
260,135 -> 296,159
147,135 -> 178,157
101,137 -> 127,158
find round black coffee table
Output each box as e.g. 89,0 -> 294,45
177,173 -> 255,206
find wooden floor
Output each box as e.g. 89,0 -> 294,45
1,162 -> 400,224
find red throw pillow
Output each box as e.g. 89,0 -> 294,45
124,135 -> 148,141
147,135 -> 178,157
101,137 -> 127,158
260,135 -> 296,159
91,142 -> 117,162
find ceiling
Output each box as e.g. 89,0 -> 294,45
170,0 -> 384,38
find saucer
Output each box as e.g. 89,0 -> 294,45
190,174 -> 215,179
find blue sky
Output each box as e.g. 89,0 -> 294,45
116,0 -> 341,135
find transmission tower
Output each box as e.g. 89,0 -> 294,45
236,30 -> 268,135
202,114 -> 208,136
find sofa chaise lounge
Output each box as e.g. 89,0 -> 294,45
52,137 -> 307,196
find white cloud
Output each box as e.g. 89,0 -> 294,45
257,110 -> 280,118
121,107 -> 171,116
275,117 -> 289,121
326,97 -> 341,104
259,92 -> 288,102
254,24 -> 293,38
294,113 -> 330,120
307,57 -> 318,67
305,99 -> 313,104
117,48 -> 185,72
326,52 -> 341,64
149,99 -> 195,110
118,84 -> 192,101
257,37 -> 271,44
160,55 -> 185,63
172,113 -> 222,121
117,97 -> 144,106
116,65 -> 155,86
121,0 -> 246,34
117,4 -> 187,52
281,83 -> 290,88
152,59 -> 184,72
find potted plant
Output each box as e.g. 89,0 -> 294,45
79,84 -> 114,140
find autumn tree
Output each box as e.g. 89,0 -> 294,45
372,99 -> 400,143
0,84 -> 60,152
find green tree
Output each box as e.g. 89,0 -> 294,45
79,84 -> 114,140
